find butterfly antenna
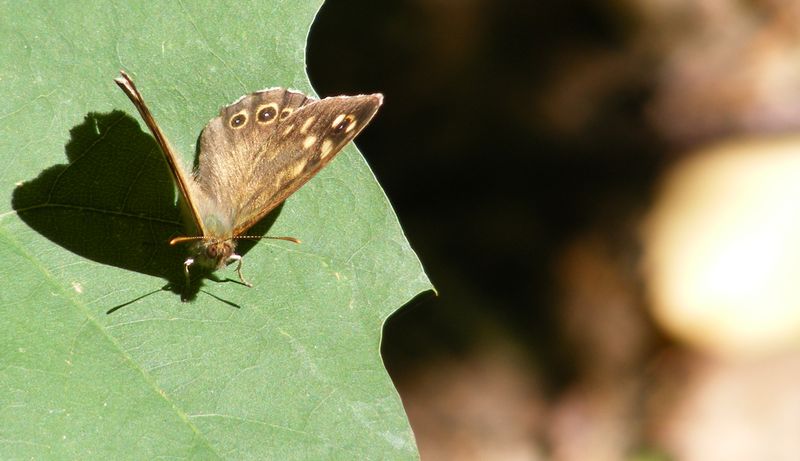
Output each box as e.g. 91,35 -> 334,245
170,235 -> 301,245
169,236 -> 208,245
233,235 -> 301,244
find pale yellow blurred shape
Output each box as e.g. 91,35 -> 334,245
645,135 -> 800,356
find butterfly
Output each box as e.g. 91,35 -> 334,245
114,71 -> 383,300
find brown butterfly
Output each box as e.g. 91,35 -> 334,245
114,71 -> 383,300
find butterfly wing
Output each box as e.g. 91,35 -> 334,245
114,71 -> 208,237
192,88 -> 383,238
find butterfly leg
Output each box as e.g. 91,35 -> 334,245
181,257 -> 194,301
228,254 -> 253,287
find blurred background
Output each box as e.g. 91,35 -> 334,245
308,1 -> 800,460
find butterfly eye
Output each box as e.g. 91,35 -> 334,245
207,245 -> 218,257
256,104 -> 278,123
230,113 -> 247,128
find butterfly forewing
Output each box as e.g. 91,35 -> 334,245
114,71 -> 208,237
193,89 -> 383,238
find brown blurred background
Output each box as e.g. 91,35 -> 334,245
308,1 -> 800,460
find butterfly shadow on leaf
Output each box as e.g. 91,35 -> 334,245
11,111 -> 282,308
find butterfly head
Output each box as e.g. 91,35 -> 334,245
170,235 -> 237,270
194,238 -> 237,270
170,234 -> 299,273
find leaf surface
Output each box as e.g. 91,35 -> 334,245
0,1 -> 430,459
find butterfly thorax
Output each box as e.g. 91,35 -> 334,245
192,238 -> 237,270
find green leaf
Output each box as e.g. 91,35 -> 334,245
0,1 -> 431,459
